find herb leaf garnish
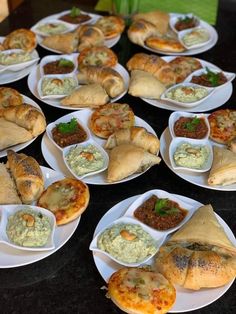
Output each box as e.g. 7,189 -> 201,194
155,198 -> 180,216
205,67 -> 220,87
58,58 -> 74,68
57,118 -> 77,134
70,6 -> 81,18
184,116 -> 200,131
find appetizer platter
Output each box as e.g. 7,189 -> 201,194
91,192 -> 236,312
0,36 -> 39,84
0,90 -> 45,158
27,56 -> 130,110
32,9 -> 123,53
41,107 -> 161,185
0,166 -> 81,268
128,11 -> 218,56
126,54 -> 234,112
160,110 -> 236,191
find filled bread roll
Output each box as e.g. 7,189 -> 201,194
155,204 -> 236,290
61,84 -> 109,108
0,104 -> 46,137
145,36 -> 185,53
77,66 -> 125,98
107,143 -> 161,182
76,25 -> 105,52
0,163 -> 21,204
7,150 -> 44,204
3,28 -> 37,52
128,70 -> 166,99
105,126 -> 160,154
127,19 -> 159,46
208,146 -> 236,186
42,32 -> 79,54
0,87 -> 23,109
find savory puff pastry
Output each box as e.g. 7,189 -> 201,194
3,28 -> 37,52
42,32 -> 79,54
76,25 -> 105,52
0,87 -> 23,109
0,163 -> 21,204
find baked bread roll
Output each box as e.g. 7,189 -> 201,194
77,66 -> 125,98
132,10 -> 170,35
107,143 -> 161,182
7,150 -> 44,204
145,36 -> 185,53
0,118 -> 33,150
155,204 -> 236,290
0,104 -> 46,137
0,163 -> 21,204
105,126 -> 160,155
208,146 -> 236,186
78,46 -> 118,68
127,19 -> 160,46
42,32 -> 79,54
76,25 -> 105,52
126,53 -> 176,86
108,267 -> 176,314
94,15 -> 125,39
0,87 -> 23,109
61,84 -> 109,108
128,70 -> 166,99
3,28 -> 37,52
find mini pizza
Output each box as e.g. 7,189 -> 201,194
208,109 -> 236,144
94,15 -> 125,39
37,178 -> 90,225
89,103 -> 135,139
78,46 -> 118,68
108,267 -> 176,314
3,28 -> 37,52
169,56 -> 202,83
145,35 -> 185,53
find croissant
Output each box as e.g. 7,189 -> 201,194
107,143 -> 161,182
42,32 -> 78,54
127,19 -> 160,46
126,53 -> 176,86
7,150 -> 44,204
76,25 -> 105,52
105,126 -> 160,155
77,66 -> 125,98
0,104 -> 46,137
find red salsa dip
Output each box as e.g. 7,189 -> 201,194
174,116 -> 208,139
133,195 -> 188,231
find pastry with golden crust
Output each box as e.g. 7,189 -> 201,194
76,25 -> 105,52
3,28 -> 37,52
42,32 -> 79,54
94,15 -> 125,39
78,46 -> 118,68
145,35 -> 185,53
0,87 -> 23,109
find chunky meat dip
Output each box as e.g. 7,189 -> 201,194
43,59 -> 75,75
133,195 -> 187,231
174,116 -> 208,139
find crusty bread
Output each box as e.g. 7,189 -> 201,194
7,150 -> 44,204
0,163 -> 21,204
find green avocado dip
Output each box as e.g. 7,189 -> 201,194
97,223 -> 157,264
6,209 -> 52,247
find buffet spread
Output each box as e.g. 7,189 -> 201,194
0,6 -> 235,314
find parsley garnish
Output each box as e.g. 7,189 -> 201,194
179,16 -> 192,24
205,67 -> 220,87
58,58 -> 74,68
154,198 -> 180,216
57,118 -> 77,134
70,6 -> 81,18
184,116 -> 200,131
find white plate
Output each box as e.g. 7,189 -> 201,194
0,166 -> 80,268
160,127 -> 236,191
92,193 -> 236,312
34,11 -> 120,53
0,94 -> 43,159
41,109 -> 158,185
141,56 -> 232,112
28,63 -> 129,110
141,13 -> 218,56
0,37 -> 39,84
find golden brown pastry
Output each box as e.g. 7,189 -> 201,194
128,70 -> 166,99
3,28 -> 37,52
208,146 -> 236,186
42,32 -> 79,54
78,46 -> 118,68
0,87 -> 23,109
94,15 -> 125,39
108,267 -> 176,314
127,19 -> 160,46
61,84 -> 109,108
7,150 -> 44,204
126,53 -> 176,86
0,163 -> 21,204
145,35 -> 185,53
77,66 -> 125,98
107,143 -> 161,182
0,104 -> 46,137
76,25 -> 105,52
132,10 -> 170,35
105,126 -> 160,155
155,204 -> 236,290
0,118 -> 33,150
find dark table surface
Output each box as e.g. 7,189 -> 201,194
0,0 -> 235,313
